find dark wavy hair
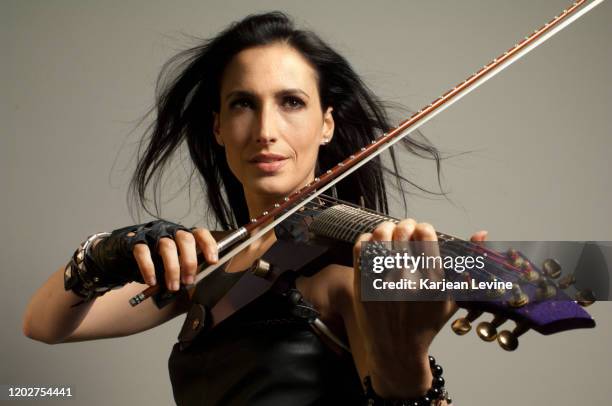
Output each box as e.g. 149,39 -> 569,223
130,11 -> 442,230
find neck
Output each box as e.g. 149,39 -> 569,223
241,175 -> 314,251
238,190 -> 281,254
243,191 -> 283,222
243,174 -> 315,219
240,190 -> 283,253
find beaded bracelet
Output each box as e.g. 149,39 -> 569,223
363,355 -> 451,406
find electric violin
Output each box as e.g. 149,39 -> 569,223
129,0 -> 605,351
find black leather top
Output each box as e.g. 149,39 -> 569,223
168,272 -> 364,405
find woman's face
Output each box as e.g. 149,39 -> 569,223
214,43 -> 334,201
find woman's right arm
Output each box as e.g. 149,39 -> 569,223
22,226 -> 220,344
22,267 -> 191,344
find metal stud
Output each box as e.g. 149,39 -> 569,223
251,259 -> 272,279
191,319 -> 200,330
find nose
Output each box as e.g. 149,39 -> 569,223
253,104 -> 277,145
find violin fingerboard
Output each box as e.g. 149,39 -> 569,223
309,204 -> 397,243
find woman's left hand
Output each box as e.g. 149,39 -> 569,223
351,219 -> 488,398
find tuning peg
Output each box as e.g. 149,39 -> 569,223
451,309 -> 483,335
520,261 -> 540,282
535,277 -> 557,300
486,277 -> 506,298
506,248 -> 519,260
476,315 -> 507,342
575,288 -> 596,307
508,284 -> 529,307
558,273 -> 576,289
506,248 -> 527,268
497,323 -> 529,351
542,258 -> 562,279
512,257 -> 525,269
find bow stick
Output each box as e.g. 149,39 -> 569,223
130,0 -> 604,307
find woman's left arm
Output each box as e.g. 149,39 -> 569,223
337,219 -> 488,400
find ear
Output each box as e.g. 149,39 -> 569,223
213,112 -> 224,147
321,107 -> 334,145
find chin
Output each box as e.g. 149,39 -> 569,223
251,174 -> 309,198
249,177 -> 295,197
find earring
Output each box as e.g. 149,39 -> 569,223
321,138 -> 329,145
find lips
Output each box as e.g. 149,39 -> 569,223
248,152 -> 288,173
249,152 -> 288,163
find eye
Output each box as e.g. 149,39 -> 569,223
282,96 -> 305,110
229,98 -> 254,110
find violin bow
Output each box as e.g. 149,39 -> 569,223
130,0 -> 604,307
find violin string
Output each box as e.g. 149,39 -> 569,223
314,195 -> 540,285
286,194 -> 543,290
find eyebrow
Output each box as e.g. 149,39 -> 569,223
224,88 -> 310,102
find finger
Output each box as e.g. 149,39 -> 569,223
133,244 -> 156,286
353,232 -> 372,293
158,237 -> 181,291
392,218 -> 417,241
175,230 -> 198,285
470,230 -> 489,242
192,228 -> 218,264
371,221 -> 396,242
412,222 -> 440,263
412,222 -> 437,241
352,232 -> 373,264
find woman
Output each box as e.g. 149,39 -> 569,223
23,12 -> 486,405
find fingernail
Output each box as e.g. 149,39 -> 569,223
148,277 -> 157,286
172,281 -> 180,291
185,275 -> 194,284
209,251 -> 218,262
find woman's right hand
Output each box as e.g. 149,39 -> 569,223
132,226 -> 219,291
87,220 -> 219,292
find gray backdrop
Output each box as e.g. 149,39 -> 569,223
3,0 -> 611,405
